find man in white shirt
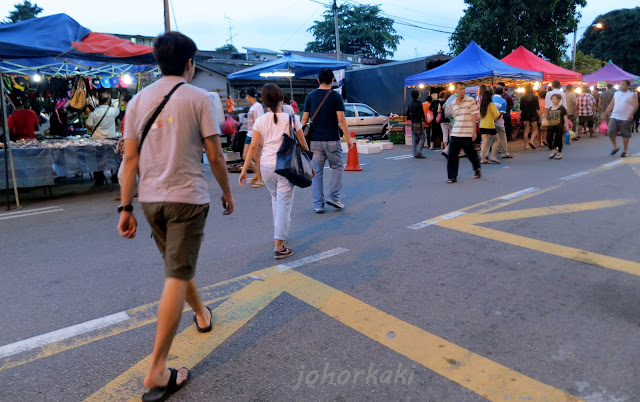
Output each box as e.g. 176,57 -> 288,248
545,80 -> 568,109
604,79 -> 639,157
444,82 -> 481,183
87,91 -> 119,140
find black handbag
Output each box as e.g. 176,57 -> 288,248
275,115 -> 313,188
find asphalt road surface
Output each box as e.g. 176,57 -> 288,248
1,135 -> 639,401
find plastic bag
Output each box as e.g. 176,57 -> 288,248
221,114 -> 238,136
426,110 -> 434,123
599,120 -> 608,134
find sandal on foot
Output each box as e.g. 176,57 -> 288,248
446,178 -> 457,183
474,169 -> 481,179
528,142 -> 537,149
142,368 -> 189,402
488,159 -> 501,164
621,152 -> 628,157
248,177 -> 258,184
554,154 -> 563,159
193,306 -> 213,333
480,159 -> 489,164
252,182 -> 265,188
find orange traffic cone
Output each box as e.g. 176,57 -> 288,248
344,131 -> 362,171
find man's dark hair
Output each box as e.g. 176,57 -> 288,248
497,82 -> 506,87
566,84 -> 573,90
318,68 -> 334,85
153,31 -> 198,76
495,85 -> 504,95
622,79 -> 631,86
607,83 -> 613,90
411,90 -> 420,100
552,80 -> 561,89
583,86 -> 591,93
425,95 -> 433,102
454,82 -> 465,88
123,93 -> 133,103
98,91 -> 111,105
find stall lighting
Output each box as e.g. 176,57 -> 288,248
418,84 -> 425,89
259,71 -> 295,78
614,84 -> 619,90
575,87 -> 582,94
637,86 -> 640,93
516,87 -> 525,94
33,73 -> 41,82
589,86 -> 595,92
448,84 -> 455,91
122,74 -> 133,85
533,81 -> 541,91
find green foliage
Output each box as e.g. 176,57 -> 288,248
449,0 -> 586,64
577,7 -> 640,75
559,51 -> 605,74
214,44 -> 238,53
3,0 -> 42,24
306,3 -> 401,59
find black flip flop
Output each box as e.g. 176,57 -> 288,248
194,306 -> 213,333
611,148 -> 620,156
528,142 -> 537,149
142,367 -> 189,402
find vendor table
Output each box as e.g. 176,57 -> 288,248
0,143 -> 121,188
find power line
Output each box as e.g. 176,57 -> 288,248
169,0 -> 179,31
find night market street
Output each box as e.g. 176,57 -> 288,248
1,136 -> 639,401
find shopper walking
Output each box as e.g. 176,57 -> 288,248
429,91 -> 445,153
605,80 -> 639,157
576,87 -> 597,139
497,82 -> 514,141
489,86 -> 513,158
239,84 -> 311,259
599,84 -> 615,124
543,94 -> 569,159
565,84 -> 577,134
537,89 -> 548,147
241,87 -> 265,188
301,68 -> 354,213
444,82 -> 481,183
422,95 -> 433,149
520,85 -> 540,149
406,89 -> 426,158
118,31 -> 234,402
478,90 -> 500,163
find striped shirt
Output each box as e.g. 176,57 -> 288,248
577,93 -> 596,117
445,95 -> 478,137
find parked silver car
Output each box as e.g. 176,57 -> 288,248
343,103 -> 389,138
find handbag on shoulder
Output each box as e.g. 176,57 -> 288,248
276,115 -> 314,188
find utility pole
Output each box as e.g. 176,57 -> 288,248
163,0 -> 171,32
225,15 -> 237,47
333,0 -> 341,60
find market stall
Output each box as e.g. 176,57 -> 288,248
0,14 -> 156,208
582,61 -> 640,86
501,46 -> 582,85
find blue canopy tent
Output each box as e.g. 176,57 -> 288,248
227,52 -> 351,98
0,14 -> 156,209
404,41 -> 543,87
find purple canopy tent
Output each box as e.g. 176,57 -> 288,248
582,62 -> 640,86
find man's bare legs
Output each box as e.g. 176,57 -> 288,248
144,278 -> 211,388
610,134 -> 619,152
623,137 -> 630,153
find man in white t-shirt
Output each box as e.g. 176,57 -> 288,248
87,92 -> 119,140
545,80 -> 568,109
604,79 -> 639,157
118,32 -> 234,401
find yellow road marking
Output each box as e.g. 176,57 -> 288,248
0,275 -> 256,372
87,266 -> 580,401
459,199 -> 632,224
439,220 -> 640,277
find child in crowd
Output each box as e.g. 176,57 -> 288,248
544,94 -> 568,159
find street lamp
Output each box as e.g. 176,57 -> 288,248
573,22 -> 603,70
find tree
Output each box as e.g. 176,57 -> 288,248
214,44 -> 238,53
578,7 -> 640,75
449,0 -> 586,64
559,51 -> 605,75
306,3 -> 401,59
3,0 -> 43,24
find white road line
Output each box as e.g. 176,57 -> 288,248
560,171 -> 589,181
277,247 -> 349,271
602,160 -> 623,167
500,187 -> 539,200
385,154 -> 413,160
0,208 -> 64,221
0,206 -> 61,217
0,312 -> 130,359
634,152 -> 640,157
408,211 -> 466,230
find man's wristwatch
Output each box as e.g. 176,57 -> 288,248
117,205 -> 134,213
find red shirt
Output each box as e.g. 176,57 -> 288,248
8,109 -> 39,141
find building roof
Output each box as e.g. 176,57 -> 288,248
243,47 -> 280,54
196,59 -> 264,77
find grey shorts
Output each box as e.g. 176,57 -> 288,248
142,202 -> 209,280
608,118 -> 632,139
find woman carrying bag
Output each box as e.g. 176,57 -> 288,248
239,84 -> 312,259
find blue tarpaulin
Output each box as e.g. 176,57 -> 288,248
227,53 -> 351,80
404,41 -> 543,87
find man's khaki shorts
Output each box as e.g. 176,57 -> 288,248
142,202 -> 209,280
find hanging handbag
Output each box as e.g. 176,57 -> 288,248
68,77 -> 87,111
435,102 -> 443,123
303,89 -> 332,144
275,115 -> 314,188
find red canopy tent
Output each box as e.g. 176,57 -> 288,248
501,46 -> 582,85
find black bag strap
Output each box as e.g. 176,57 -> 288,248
138,82 -> 185,151
309,89 -> 332,124
93,106 -> 110,132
